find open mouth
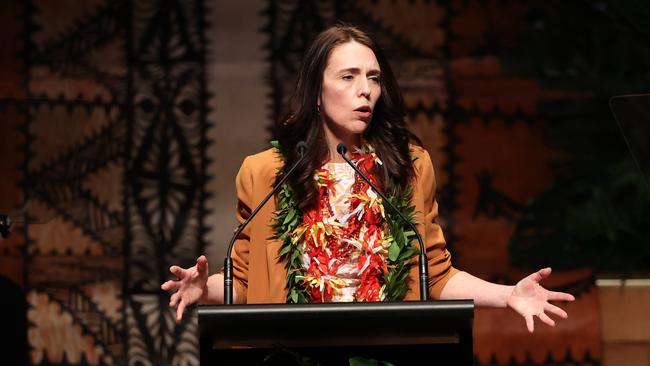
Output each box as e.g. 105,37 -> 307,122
355,105 -> 372,113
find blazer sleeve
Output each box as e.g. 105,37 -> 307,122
231,156 -> 253,303
415,148 -> 458,299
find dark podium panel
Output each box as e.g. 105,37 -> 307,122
199,300 -> 474,365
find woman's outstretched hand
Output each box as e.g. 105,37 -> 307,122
506,267 -> 575,333
161,255 -> 210,322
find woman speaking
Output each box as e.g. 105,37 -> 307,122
161,24 -> 574,333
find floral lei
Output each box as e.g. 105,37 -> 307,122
270,141 -> 420,303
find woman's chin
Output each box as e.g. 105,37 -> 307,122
348,121 -> 369,134
323,119 -> 369,141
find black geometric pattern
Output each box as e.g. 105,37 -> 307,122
473,170 -> 525,222
125,0 -> 209,364
475,350 -> 600,366
17,0 -> 210,364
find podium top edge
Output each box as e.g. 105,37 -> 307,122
198,299 -> 474,316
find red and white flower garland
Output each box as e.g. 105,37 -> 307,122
292,147 -> 391,302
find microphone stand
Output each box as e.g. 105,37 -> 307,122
223,142 -> 307,304
337,144 -> 430,301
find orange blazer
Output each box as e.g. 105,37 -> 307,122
230,145 -> 458,303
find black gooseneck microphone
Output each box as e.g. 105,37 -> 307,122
336,143 -> 429,301
223,141 -> 308,304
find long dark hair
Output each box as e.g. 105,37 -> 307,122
275,24 -> 421,211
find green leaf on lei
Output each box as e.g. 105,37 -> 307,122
388,241 -> 400,261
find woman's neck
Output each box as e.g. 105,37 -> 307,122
322,125 -> 361,163
325,135 -> 360,163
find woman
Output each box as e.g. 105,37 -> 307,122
161,24 -> 574,332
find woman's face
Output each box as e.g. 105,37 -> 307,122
319,41 -> 381,142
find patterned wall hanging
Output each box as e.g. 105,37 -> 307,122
264,1 -> 600,365
10,0 -> 210,364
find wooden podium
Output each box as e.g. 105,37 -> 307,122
199,300 -> 474,365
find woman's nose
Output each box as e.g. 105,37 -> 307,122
358,79 -> 371,98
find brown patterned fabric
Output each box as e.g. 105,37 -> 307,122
1,0 -> 210,364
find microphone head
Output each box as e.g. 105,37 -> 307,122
336,143 -> 347,155
295,141 -> 307,156
0,214 -> 11,239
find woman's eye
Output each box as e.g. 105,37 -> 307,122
342,75 -> 353,80
369,76 -> 380,83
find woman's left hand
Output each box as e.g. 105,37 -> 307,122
506,267 -> 575,333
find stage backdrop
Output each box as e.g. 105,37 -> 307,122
0,0 -> 601,365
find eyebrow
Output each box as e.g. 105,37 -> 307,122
338,67 -> 381,76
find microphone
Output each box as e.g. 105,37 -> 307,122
0,201 -> 51,239
223,141 -> 308,304
336,143 -> 430,301
0,213 -> 49,239
0,213 -> 11,239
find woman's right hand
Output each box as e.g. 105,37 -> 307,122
161,255 -> 209,322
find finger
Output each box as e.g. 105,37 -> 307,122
538,312 -> 556,327
544,303 -> 568,319
548,291 -> 575,302
176,300 -> 187,322
197,255 -> 208,274
161,280 -> 179,291
524,314 -> 534,333
170,265 -> 187,278
529,267 -> 552,283
197,255 -> 207,266
170,292 -> 180,307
